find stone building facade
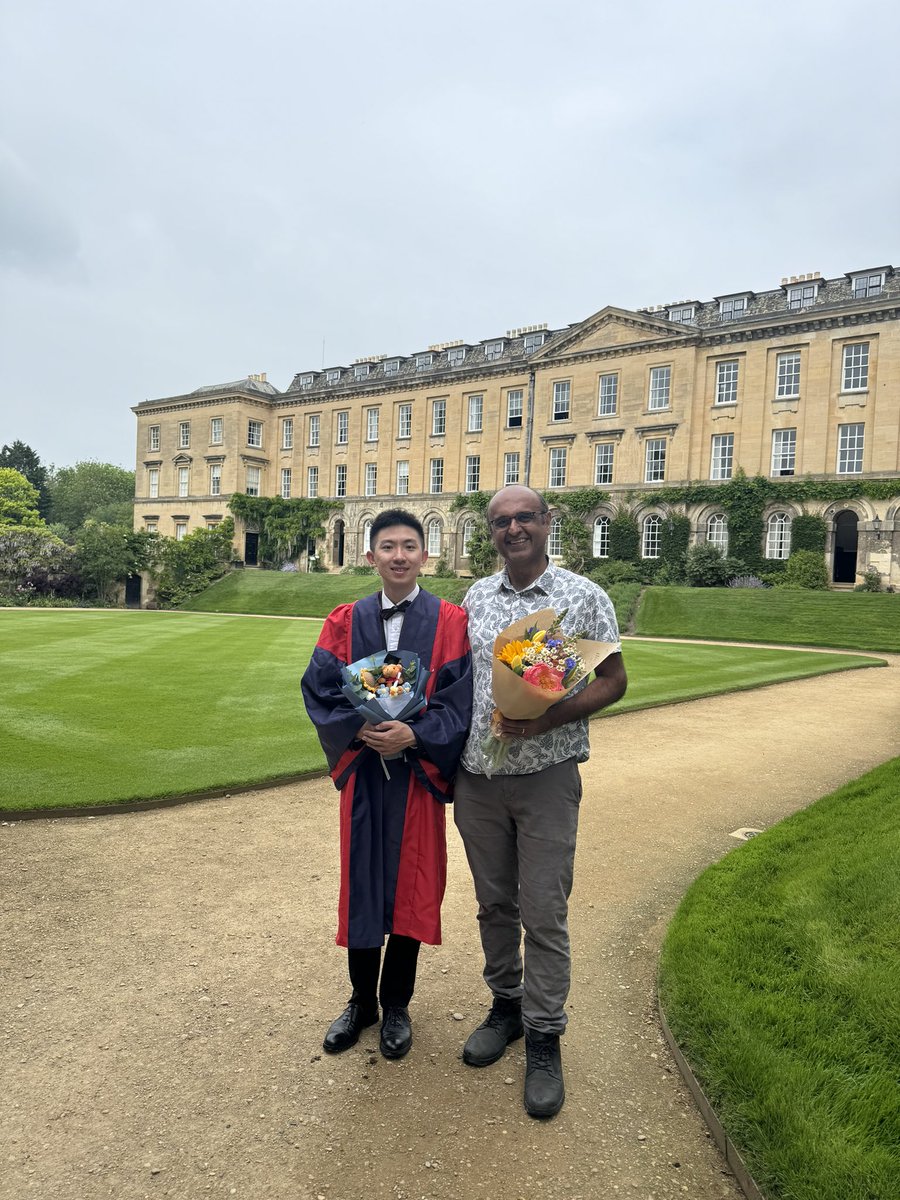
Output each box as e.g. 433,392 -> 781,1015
133,263 -> 900,588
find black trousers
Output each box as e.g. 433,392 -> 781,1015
348,934 -> 420,1009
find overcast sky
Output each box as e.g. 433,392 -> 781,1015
2,0 -> 898,471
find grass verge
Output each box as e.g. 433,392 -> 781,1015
1,610 -> 883,812
177,570 -> 470,614
659,757 -> 900,1200
635,587 -> 900,652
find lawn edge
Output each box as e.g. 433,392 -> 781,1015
0,768 -> 328,822
3,654 -> 886,819
657,997 -> 766,1200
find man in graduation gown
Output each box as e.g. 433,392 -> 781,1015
301,509 -> 472,1059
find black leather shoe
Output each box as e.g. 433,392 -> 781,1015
322,1001 -> 379,1054
524,1030 -> 565,1118
379,1006 -> 412,1059
462,997 -> 524,1067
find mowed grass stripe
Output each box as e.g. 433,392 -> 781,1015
2,611 -> 322,810
607,641 -> 881,715
635,587 -> 900,653
0,610 -> 884,812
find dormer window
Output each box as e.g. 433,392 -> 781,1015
850,270 -> 885,299
786,282 -> 818,310
718,295 -> 749,321
384,359 -> 400,376
354,364 -> 370,380
416,353 -> 433,371
668,305 -> 696,324
326,369 -> 342,384
484,340 -> 505,361
298,373 -> 315,390
523,332 -> 546,353
447,346 -> 466,367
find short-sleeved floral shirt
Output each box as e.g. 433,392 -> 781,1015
461,560 -> 621,776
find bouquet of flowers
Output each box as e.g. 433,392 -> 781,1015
341,650 -> 430,777
481,608 -> 618,777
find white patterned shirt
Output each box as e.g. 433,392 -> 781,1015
460,560 -> 621,775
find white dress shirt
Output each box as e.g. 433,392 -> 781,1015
381,584 -> 419,652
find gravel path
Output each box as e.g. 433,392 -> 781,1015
3,648 -> 899,1200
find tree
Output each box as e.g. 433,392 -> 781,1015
48,462 -> 135,532
0,442 -> 50,516
0,526 -> 80,597
75,521 -> 152,603
152,520 -> 235,607
0,468 -> 43,528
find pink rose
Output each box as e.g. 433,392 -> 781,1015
523,663 -> 565,692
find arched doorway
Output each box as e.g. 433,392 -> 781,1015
332,520 -> 345,568
833,510 -> 859,583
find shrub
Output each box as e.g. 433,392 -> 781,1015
608,507 -> 640,562
589,559 -> 642,588
854,568 -> 883,593
684,542 -> 745,588
778,549 -> 829,591
432,555 -> 457,578
340,563 -> 375,576
728,575 -> 769,589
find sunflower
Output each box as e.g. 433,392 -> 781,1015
498,639 -> 531,665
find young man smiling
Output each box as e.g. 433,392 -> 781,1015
454,485 -> 626,1118
301,510 -> 472,1060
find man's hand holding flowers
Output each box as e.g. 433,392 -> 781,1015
358,720 -> 417,756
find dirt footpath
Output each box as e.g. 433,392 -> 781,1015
3,650 -> 899,1200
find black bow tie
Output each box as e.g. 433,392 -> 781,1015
381,600 -> 412,621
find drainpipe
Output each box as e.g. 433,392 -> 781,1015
523,369 -> 536,486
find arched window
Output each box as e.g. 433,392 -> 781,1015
548,517 -> 563,557
706,513 -> 728,553
766,512 -> 792,559
462,519 -> 475,557
642,514 -> 661,558
362,520 -> 372,555
592,516 -> 610,558
427,518 -> 442,557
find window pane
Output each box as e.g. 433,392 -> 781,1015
649,366 -> 671,410
598,374 -> 618,415
549,447 -> 567,487
711,433 -> 734,480
592,517 -> 609,558
715,360 -> 738,405
552,381 -> 571,420
642,515 -> 661,558
594,442 -> 614,485
837,423 -> 864,474
842,343 -> 869,391
645,438 -> 666,482
771,428 -> 796,476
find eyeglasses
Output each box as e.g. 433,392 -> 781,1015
488,510 -> 549,531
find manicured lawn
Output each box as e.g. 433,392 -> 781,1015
659,757 -> 900,1200
0,610 -> 883,813
178,569 -> 470,614
1,610 -> 323,812
180,571 -> 639,633
604,640 -> 881,716
635,587 -> 900,652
